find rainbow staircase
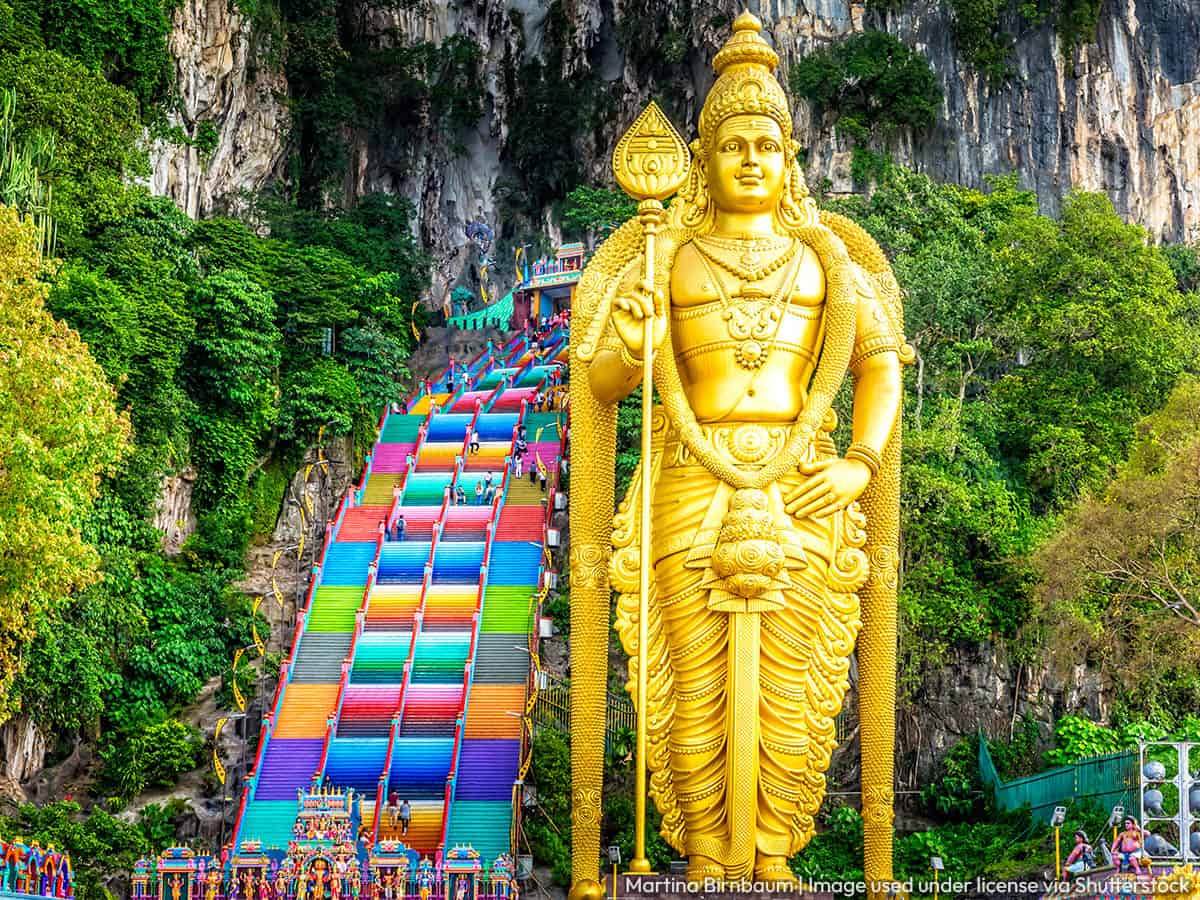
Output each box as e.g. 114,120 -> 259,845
231,324 -> 567,864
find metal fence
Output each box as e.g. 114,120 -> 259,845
531,676 -> 636,750
978,735 -> 1139,819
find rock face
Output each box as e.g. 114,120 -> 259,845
156,0 -> 1198,288
153,466 -> 198,555
345,0 -> 1199,290
0,717 -> 49,801
149,0 -> 289,218
832,641 -> 1109,796
848,0 -> 1200,241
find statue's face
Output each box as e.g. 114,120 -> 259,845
706,114 -> 787,214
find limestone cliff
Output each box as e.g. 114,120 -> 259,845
149,0 -> 289,218
136,0 -> 1195,788
150,0 -> 1197,285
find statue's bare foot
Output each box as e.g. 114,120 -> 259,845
754,856 -> 797,885
686,856 -> 724,883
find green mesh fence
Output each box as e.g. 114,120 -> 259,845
979,734 -> 1139,818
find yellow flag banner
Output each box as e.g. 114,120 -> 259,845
271,550 -> 286,610
213,718 -> 228,785
252,596 -> 266,657
536,454 -> 548,481
232,648 -> 246,712
411,301 -> 421,342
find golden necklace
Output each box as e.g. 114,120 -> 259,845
693,233 -> 798,284
695,244 -> 804,370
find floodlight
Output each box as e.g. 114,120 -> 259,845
1051,806 -> 1067,828
930,857 -> 944,871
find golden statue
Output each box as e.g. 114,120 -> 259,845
567,11 -> 911,895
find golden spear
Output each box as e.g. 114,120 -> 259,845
611,102 -> 691,875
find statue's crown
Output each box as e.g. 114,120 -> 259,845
713,11 -> 779,76
698,11 -> 791,152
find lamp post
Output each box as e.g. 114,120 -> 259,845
1108,805 -> 1124,856
930,856 -> 943,900
606,847 -> 621,900
1051,806 -> 1067,879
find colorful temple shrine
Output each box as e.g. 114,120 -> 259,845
511,243 -> 583,328
0,840 -> 72,898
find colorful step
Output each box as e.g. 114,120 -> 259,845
235,320 -> 572,861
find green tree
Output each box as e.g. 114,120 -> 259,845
100,718 -> 204,798
1032,380 -> 1200,718
47,262 -> 138,382
340,322 -> 411,415
0,207 -> 129,716
278,357 -> 362,443
562,185 -> 637,245
0,48 -> 148,243
991,191 -> 1193,508
1162,242 -> 1200,295
790,31 -> 941,152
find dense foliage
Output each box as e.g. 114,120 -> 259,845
793,803 -> 1057,885
10,184 -> 428,742
271,0 -> 485,205
789,31 -> 942,145
524,729 -> 573,885
825,165 -> 1198,679
0,5 -> 431,890
561,186 -> 637,246
1033,381 -> 1200,721
0,209 -> 129,716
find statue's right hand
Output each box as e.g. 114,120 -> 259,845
611,279 -> 666,361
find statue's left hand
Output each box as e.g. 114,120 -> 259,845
783,458 -> 872,520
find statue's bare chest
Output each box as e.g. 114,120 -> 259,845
670,241 -> 826,355
666,240 -> 826,421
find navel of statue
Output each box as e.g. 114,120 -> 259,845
567,10 -> 912,899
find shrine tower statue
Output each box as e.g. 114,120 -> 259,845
566,11 -> 911,896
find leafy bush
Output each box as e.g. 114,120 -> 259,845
279,358 -> 362,444
829,167 -> 1198,684
525,729 -> 571,884
793,805 -> 1047,884
100,719 -> 204,798
790,31 -> 942,139
792,805 -> 864,881
919,735 -> 987,820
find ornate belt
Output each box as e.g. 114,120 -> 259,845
661,420 -> 835,469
